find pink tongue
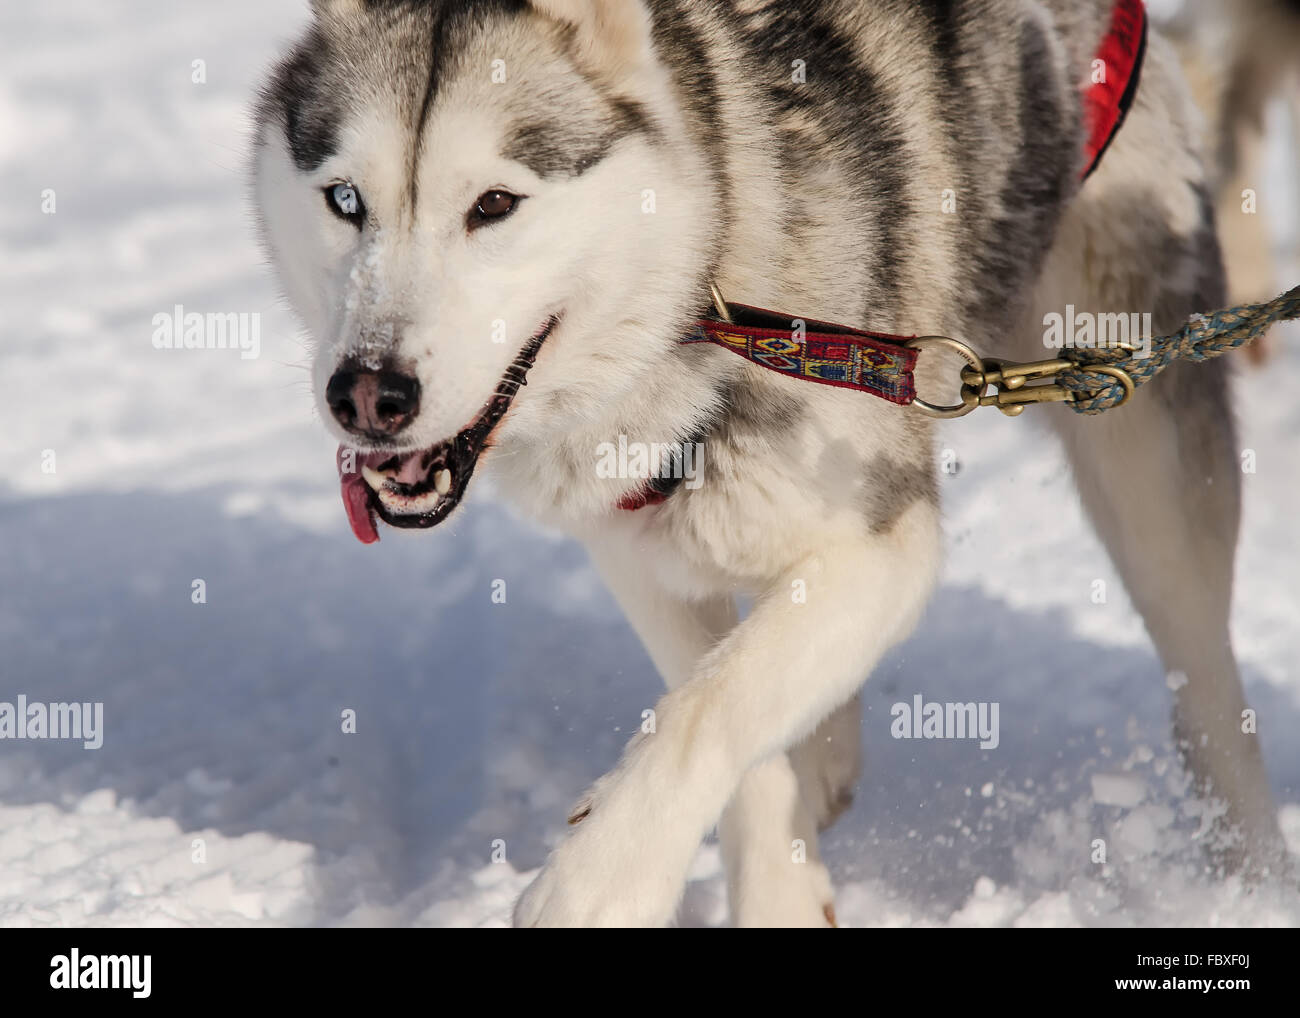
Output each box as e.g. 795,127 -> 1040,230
337,445 -> 380,545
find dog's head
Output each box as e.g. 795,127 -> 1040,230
251,0 -> 713,541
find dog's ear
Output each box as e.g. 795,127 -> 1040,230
527,0 -> 654,79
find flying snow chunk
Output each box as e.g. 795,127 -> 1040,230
1091,772 -> 1146,808
1114,805 -> 1174,858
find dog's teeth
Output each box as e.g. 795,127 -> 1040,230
361,465 -> 390,491
377,485 -> 443,515
434,469 -> 452,495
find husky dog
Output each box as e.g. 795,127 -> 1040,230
252,0 -> 1286,926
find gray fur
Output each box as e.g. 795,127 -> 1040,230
860,454 -> 940,535
502,99 -> 648,178
716,379 -> 805,436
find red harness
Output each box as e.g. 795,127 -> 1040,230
620,0 -> 1149,511
1081,0 -> 1148,180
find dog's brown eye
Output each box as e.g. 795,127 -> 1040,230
468,189 -> 520,229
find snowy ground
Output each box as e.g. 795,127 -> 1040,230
2,0 -> 1298,928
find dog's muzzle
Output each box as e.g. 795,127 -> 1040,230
337,315 -> 559,543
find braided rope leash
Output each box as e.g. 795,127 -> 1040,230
1060,285 -> 1300,415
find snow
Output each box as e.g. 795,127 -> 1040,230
1091,773 -> 1148,809
2,0 -> 1298,928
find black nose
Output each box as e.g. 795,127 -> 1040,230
326,366 -> 421,438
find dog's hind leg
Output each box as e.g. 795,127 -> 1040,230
1015,32 -> 1287,874
1047,356 -> 1286,874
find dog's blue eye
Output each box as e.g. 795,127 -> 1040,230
326,182 -> 364,225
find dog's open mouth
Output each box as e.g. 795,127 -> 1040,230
337,315 -> 559,544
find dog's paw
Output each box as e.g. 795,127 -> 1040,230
728,840 -> 838,928
735,861 -> 838,928
509,795 -> 696,930
512,824 -> 684,928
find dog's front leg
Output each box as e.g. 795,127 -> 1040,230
552,536 -> 840,927
513,510 -> 939,927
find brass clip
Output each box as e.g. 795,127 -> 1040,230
905,337 -> 1135,418
960,357 -> 1076,417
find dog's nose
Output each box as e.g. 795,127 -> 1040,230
326,366 -> 421,438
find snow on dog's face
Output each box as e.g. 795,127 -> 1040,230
251,0 -> 711,541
